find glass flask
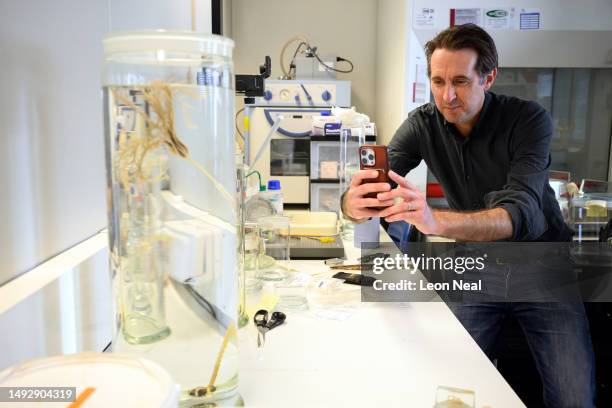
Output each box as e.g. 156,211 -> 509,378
102,31 -> 241,406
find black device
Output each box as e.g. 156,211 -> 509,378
358,252 -> 390,264
332,272 -> 376,287
235,56 -> 271,103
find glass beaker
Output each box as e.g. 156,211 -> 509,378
236,155 -> 249,328
339,114 -> 368,239
243,222 -> 263,293
103,31 -> 241,406
256,216 -> 291,281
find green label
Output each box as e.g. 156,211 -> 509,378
486,10 -> 508,18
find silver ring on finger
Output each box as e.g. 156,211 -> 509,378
407,202 -> 413,211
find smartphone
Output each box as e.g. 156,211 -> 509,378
358,145 -> 390,202
332,272 -> 376,287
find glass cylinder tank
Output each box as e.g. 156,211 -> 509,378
102,31 -> 240,406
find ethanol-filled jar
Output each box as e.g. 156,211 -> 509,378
102,31 -> 240,406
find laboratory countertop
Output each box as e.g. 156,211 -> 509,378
0,229 -> 525,407
237,234 -> 525,408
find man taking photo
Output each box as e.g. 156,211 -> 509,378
342,23 -> 595,407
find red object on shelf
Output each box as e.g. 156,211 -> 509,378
427,183 -> 445,198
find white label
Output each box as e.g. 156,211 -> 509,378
414,8 -> 435,28
453,8 -> 482,26
413,62 -> 428,104
484,8 -> 515,30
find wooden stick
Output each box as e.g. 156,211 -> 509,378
207,323 -> 237,393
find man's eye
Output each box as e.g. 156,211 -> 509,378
454,79 -> 469,86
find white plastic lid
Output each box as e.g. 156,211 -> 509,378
103,30 -> 234,58
0,353 -> 179,408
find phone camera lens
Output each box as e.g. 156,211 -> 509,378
368,154 -> 374,160
361,150 -> 367,156
361,158 -> 368,165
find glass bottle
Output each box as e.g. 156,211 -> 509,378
102,31 -> 241,406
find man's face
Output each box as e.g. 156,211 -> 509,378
429,48 -> 495,128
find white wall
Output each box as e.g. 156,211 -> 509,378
374,0 -> 428,191
411,0 -> 612,31
0,0 -> 109,286
231,0 -> 378,121
0,0 -> 211,286
375,0 -> 406,147
110,0 -> 212,32
0,0 -> 212,368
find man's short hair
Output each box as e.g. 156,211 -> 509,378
425,24 -> 498,79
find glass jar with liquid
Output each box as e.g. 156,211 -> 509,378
102,31 -> 240,406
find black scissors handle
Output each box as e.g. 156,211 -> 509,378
265,311 -> 286,331
254,309 -> 268,327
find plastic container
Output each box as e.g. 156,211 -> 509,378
0,353 -> 179,408
354,217 -> 380,249
288,211 -> 339,236
310,140 -> 341,179
102,31 -> 240,405
310,182 -> 341,213
266,180 -> 284,214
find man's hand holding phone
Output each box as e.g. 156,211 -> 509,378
342,170 -> 394,221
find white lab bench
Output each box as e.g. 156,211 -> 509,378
0,229 -> 525,407
237,233 -> 525,408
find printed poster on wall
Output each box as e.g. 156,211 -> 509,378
414,8 -> 435,28
519,8 -> 541,30
413,62 -> 428,104
450,8 -> 482,27
484,8 -> 515,30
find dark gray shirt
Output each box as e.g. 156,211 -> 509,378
388,91 -> 572,242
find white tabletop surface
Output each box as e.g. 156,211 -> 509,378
238,235 -> 525,408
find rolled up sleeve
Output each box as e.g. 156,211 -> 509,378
484,102 -> 552,241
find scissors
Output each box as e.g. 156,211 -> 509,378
254,309 -> 286,347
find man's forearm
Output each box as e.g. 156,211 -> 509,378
433,207 -> 513,241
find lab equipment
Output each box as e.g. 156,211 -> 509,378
285,212 -> 344,259
254,309 -> 287,347
244,188 -> 277,222
245,79 -> 351,204
102,31 -> 240,406
266,179 -> 284,214
278,36 -> 353,80
257,216 -> 291,281
288,211 -> 339,236
289,235 -> 345,259
338,108 -> 370,240
243,222 -> 264,293
569,180 -> 612,241
310,181 -> 342,213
